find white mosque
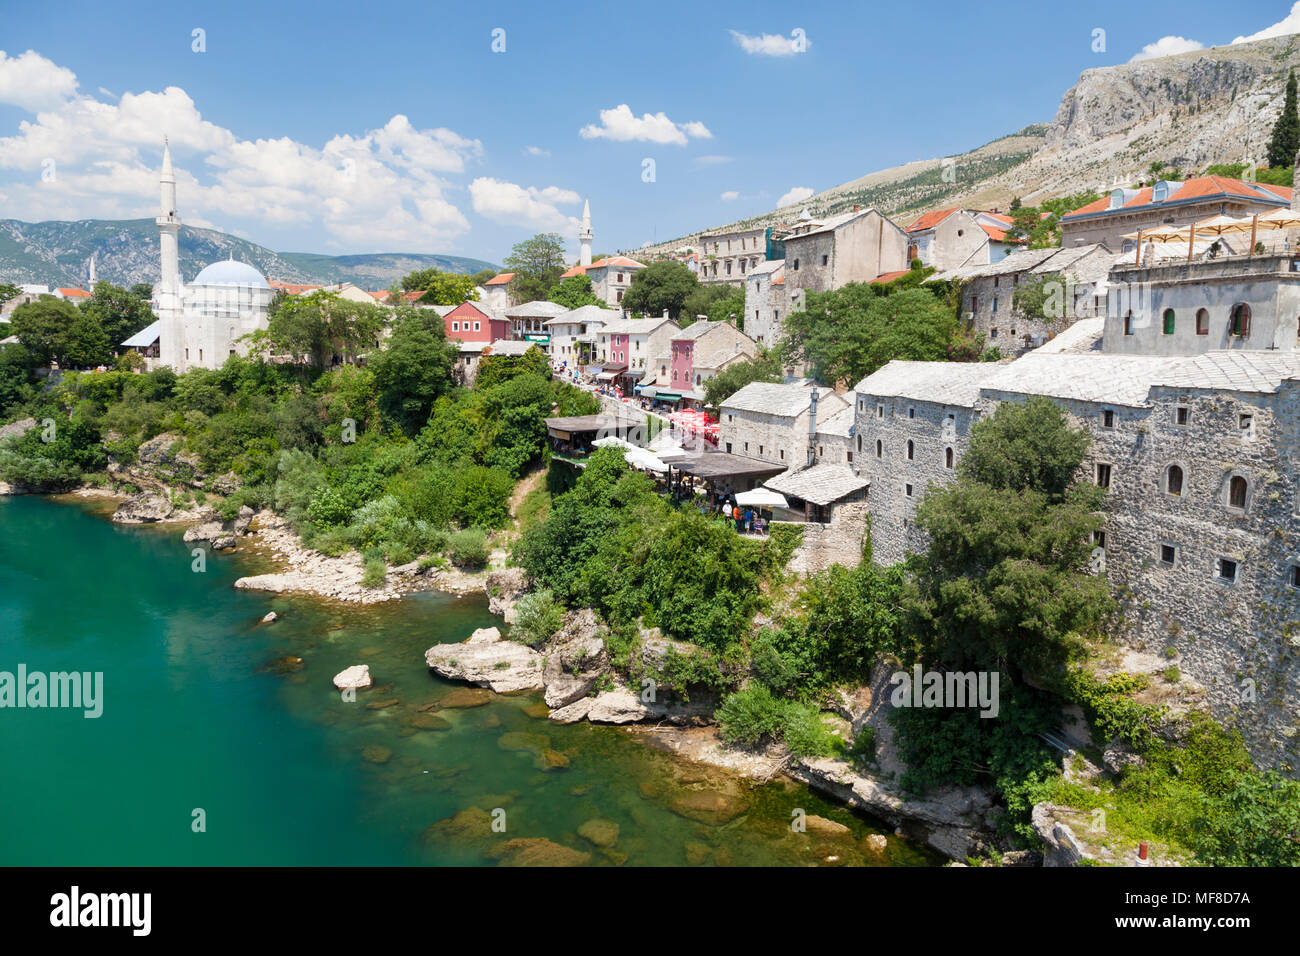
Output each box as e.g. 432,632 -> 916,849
135,140 -> 274,372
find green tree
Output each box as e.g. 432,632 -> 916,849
907,396 -> 1110,679
620,260 -> 698,319
263,290 -> 385,369
368,307 -> 457,433
400,268 -> 479,305
9,295 -> 110,368
702,352 -> 783,408
1268,68 -> 1300,169
0,282 -> 20,306
503,233 -> 567,304
548,273 -> 605,310
81,281 -> 155,350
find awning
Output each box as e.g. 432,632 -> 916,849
596,371 -> 619,381
736,488 -> 788,508
654,392 -> 682,402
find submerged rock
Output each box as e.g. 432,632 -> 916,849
438,687 -> 493,709
112,491 -> 173,524
361,745 -> 392,764
577,818 -> 620,848
259,655 -> 304,676
668,788 -> 749,826
488,838 -> 591,867
260,611 -> 278,624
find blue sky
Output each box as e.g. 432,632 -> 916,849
1,0 -> 1298,267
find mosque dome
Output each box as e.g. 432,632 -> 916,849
191,259 -> 270,289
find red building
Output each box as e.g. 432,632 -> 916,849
443,301 -> 509,343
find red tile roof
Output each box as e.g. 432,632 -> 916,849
589,256 -> 645,269
370,290 -> 390,301
772,276 -> 785,285
867,270 -> 911,285
268,279 -> 323,295
56,287 -> 91,298
1063,176 -> 1291,219
484,273 -> 515,285
560,264 -> 587,278
980,223 -> 1025,243
906,208 -> 960,232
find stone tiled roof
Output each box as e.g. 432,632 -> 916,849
721,381 -> 832,418
673,320 -> 728,341
854,361 -> 1004,408
600,316 -> 677,336
816,402 -> 856,437
546,304 -> 611,327
695,345 -> 751,370
766,463 -> 868,506
503,300 -> 568,318
1032,318 -> 1105,354
747,259 -> 785,277
484,340 -> 542,357
981,353 -> 1168,407
1151,351 -> 1300,395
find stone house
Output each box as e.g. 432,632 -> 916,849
645,320 -> 758,404
502,300 -> 568,344
718,381 -> 848,471
931,243 -> 1113,354
595,314 -> 679,377
905,208 -> 996,270
478,273 -> 514,310
545,304 -> 610,367
563,256 -> 645,308
781,207 -> 909,301
1059,176 -> 1292,253
697,226 -> 770,284
1105,253 -> 1300,356
743,259 -> 786,347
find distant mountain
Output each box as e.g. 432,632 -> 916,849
0,218 -> 497,289
636,32 -> 1300,257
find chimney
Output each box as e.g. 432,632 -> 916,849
853,204 -> 860,213
1135,842 -> 1151,867
807,387 -> 819,466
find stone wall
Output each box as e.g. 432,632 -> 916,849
784,498 -> 870,575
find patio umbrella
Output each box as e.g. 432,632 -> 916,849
1120,226 -> 1189,265
625,447 -> 667,472
593,435 -> 636,450
1189,214 -> 1252,261
735,488 -> 789,508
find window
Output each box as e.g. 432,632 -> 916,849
1095,463 -> 1112,489
1123,311 -> 1134,335
1217,557 -> 1238,582
1175,406 -> 1190,425
821,255 -> 828,266
908,407 -> 915,419
1165,464 -> 1184,496
793,259 -> 800,270
817,445 -> 822,457
857,435 -> 862,452
759,445 -> 764,456
905,483 -> 913,497
991,328 -> 998,339
1228,475 -> 1248,509
877,405 -> 884,418
847,452 -> 853,463
906,440 -> 914,460
452,321 -> 459,331
1093,530 -> 1106,549
1230,303 -> 1251,336
1195,308 -> 1209,335
1162,308 -> 1175,335
1101,409 -> 1115,428
726,442 -> 732,454
473,321 -> 480,331
1239,413 -> 1253,433
1160,544 -> 1177,565
993,297 -> 999,313
1290,565 -> 1300,589
875,439 -> 882,458
945,447 -> 954,469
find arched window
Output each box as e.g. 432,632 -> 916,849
1230,303 -> 1251,336
1162,308 -> 1176,335
945,447 -> 954,469
875,439 -> 882,458
1123,311 -> 1134,335
906,439 -> 914,461
1229,475 -> 1248,509
1166,464 -> 1183,496
1195,308 -> 1209,335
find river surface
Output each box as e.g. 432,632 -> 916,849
0,494 -> 938,866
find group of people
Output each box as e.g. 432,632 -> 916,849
716,496 -> 767,536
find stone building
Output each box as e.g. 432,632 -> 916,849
478,273 -> 514,310
595,314 -> 678,377
697,226 -> 770,284
502,300 -> 567,344
781,207 -> 909,301
562,256 -> 646,308
743,260 -> 786,347
1059,176 -> 1291,253
1105,253 -> 1300,356
545,304 -> 609,367
931,242 -> 1113,354
643,320 -> 758,405
718,381 -> 847,472
906,208 -> 999,270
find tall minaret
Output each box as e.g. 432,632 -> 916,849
156,138 -> 186,369
579,198 -> 592,267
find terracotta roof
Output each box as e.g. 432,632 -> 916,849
983,212 -> 1014,225
772,276 -> 785,285
1062,176 -> 1290,220
588,256 -> 645,269
484,273 -> 515,285
56,287 -> 91,297
868,270 -> 911,285
906,207 -> 960,232
268,279 -> 322,295
980,223 -> 1024,242
559,264 -> 587,278
370,290 -> 390,301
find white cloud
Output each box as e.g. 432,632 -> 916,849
0,50 -> 78,112
1234,2 -> 1300,43
720,190 -> 739,201
729,30 -> 809,56
578,104 -> 711,146
695,154 -> 733,165
524,145 -> 550,157
469,177 -> 581,232
1129,36 -> 1205,62
0,53 -> 495,249
777,186 -> 814,208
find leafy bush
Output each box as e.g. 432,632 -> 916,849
716,684 -> 786,747
511,589 -> 565,647
447,527 -> 490,568
361,555 -> 387,588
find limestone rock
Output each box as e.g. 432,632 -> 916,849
486,567 -> 529,623
542,608 -> 607,708
112,491 -> 173,524
333,664 -> 372,691
424,627 -> 544,694
437,687 -> 493,708
803,814 -> 852,837
260,611 -> 278,624
1102,740 -> 1147,775
1032,803 -> 1085,867
577,818 -> 620,848
489,838 -> 591,867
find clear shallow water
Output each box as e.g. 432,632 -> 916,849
0,495 -> 938,867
